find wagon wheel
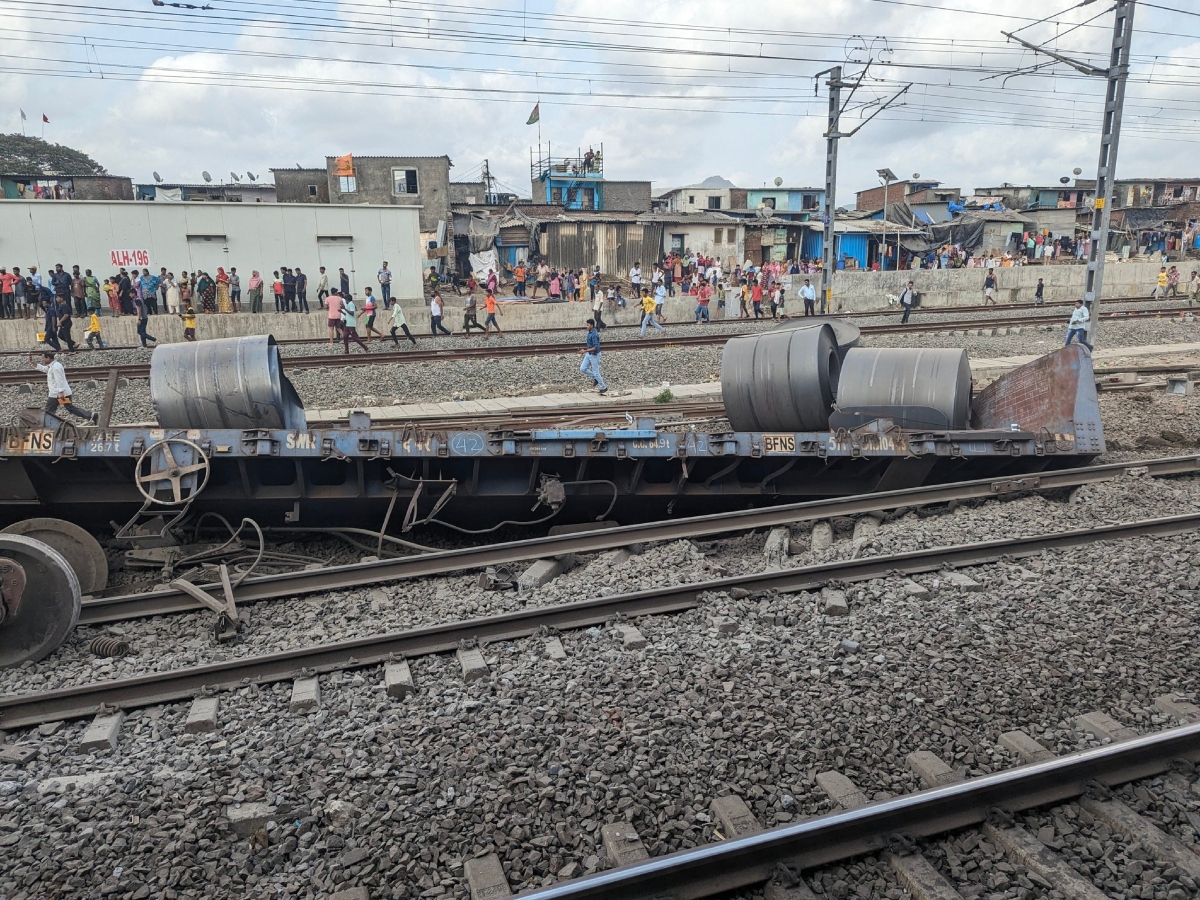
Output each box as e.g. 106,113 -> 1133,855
0,534 -> 81,667
1,518 -> 109,594
135,438 -> 211,505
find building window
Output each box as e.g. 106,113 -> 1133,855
688,195 -> 695,205
392,168 -> 419,195
714,228 -> 723,243
707,196 -> 722,210
761,197 -> 776,209
551,187 -> 563,205
726,228 -> 736,244
307,184 -> 318,197
803,194 -> 818,210
338,175 -> 357,193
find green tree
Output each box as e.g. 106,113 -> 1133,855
0,134 -> 108,175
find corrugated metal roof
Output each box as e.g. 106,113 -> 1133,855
959,209 -> 1033,223
833,219 -> 926,235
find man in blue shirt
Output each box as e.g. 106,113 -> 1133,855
140,269 -> 160,314
578,318 -> 606,394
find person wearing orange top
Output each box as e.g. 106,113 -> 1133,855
513,262 -> 527,297
483,291 -> 503,338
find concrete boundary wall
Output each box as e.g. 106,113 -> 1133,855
0,261 -> 1169,350
828,261 -> 1164,311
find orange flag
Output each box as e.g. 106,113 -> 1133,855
333,154 -> 354,177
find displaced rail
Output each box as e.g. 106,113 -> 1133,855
79,453 -> 1200,625
10,508 -> 1200,727
2,305 -> 1193,387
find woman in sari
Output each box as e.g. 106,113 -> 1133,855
196,271 -> 216,314
216,267 -> 233,314
247,271 -> 264,314
103,278 -> 121,316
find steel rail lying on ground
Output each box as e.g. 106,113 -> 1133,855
3,305 -> 1194,386
79,453 -> 1200,625
12,509 -> 1200,727
514,722 -> 1200,900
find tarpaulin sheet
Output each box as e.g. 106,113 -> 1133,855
930,215 -> 986,250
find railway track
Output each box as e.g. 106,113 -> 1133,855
1,304 -> 1195,387
0,292 -> 1175,358
10,506 -> 1200,727
78,452 -> 1200,625
513,712 -> 1200,900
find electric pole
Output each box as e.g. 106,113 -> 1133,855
819,65 -> 841,315
1003,0 -> 1136,346
816,67 -> 909,314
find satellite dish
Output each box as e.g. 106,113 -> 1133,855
1073,167 -> 1083,176
202,171 -> 212,183
152,172 -> 162,183
1060,176 -> 1071,184
230,171 -> 240,182
912,173 -> 921,179
773,176 -> 783,187
247,171 -> 256,182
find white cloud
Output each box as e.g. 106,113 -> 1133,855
3,0 -> 1197,197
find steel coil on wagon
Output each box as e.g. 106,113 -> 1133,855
721,323 -> 841,432
150,335 -> 307,430
773,317 -> 861,358
834,347 -> 971,430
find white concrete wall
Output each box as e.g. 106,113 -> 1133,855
663,223 -> 743,265
0,200 -> 424,300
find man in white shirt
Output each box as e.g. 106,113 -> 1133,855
799,279 -> 817,317
31,350 -> 97,423
316,267 -> 330,308
898,280 -> 916,324
1064,300 -> 1093,351
629,262 -> 642,294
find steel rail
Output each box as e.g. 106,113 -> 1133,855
3,305 -> 1193,386
0,293 -> 1171,358
12,509 -> 1200,727
79,453 -> 1200,625
514,722 -> 1200,900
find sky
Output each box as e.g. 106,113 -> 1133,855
3,0 -> 1200,201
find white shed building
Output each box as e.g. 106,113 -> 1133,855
0,201 -> 424,300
